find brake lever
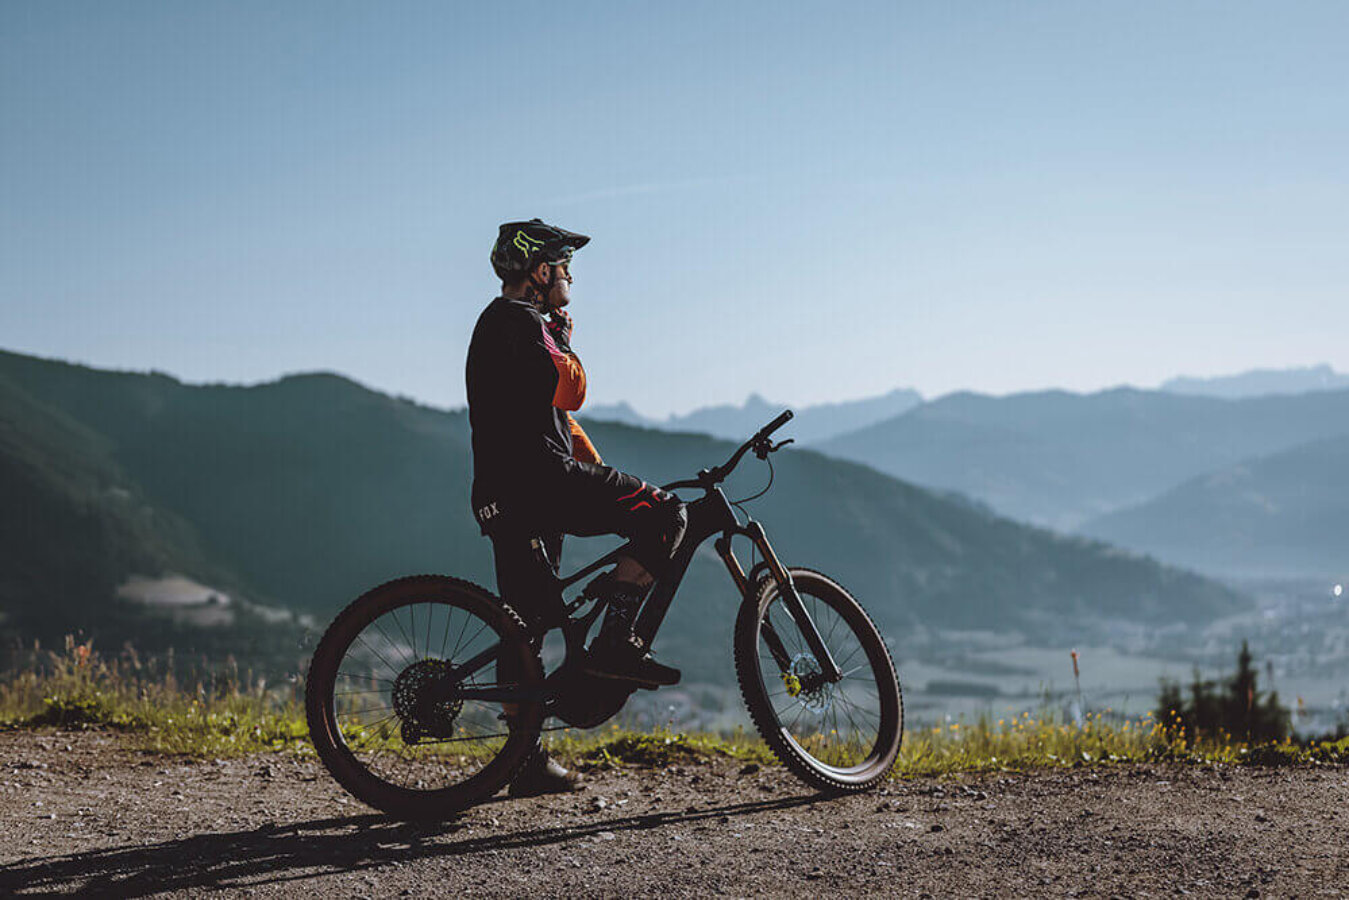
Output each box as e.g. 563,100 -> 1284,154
752,437 -> 794,460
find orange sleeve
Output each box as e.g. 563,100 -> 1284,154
568,414 -> 602,464
540,326 -> 587,411
551,351 -> 587,411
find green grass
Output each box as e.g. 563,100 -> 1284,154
0,636 -> 310,756
897,710 -> 1349,775
4,639 -> 1347,773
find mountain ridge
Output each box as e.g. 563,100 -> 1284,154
1080,433 -> 1349,578
1161,364 -> 1349,399
585,387 -> 923,444
0,348 -> 1248,679
818,384 -> 1349,530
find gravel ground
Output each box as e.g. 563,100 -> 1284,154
1,729 -> 1347,898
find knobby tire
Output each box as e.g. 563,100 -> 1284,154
305,575 -> 543,819
734,568 -> 903,792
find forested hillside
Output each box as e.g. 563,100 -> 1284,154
0,350 -> 1249,678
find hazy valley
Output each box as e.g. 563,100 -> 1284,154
2,349 -> 1347,733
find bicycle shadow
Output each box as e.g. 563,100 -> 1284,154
0,792 -> 826,897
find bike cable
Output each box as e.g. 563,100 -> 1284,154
730,453 -> 775,576
730,453 -> 775,513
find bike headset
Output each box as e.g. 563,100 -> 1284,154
491,219 -> 590,309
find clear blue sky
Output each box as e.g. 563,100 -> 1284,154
3,1 -> 1346,415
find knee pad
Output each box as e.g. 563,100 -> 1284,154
629,498 -> 687,577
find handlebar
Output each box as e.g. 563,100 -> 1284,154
761,409 -> 794,437
661,409 -> 794,492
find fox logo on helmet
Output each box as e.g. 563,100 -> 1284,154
511,230 -> 545,256
492,219 -> 590,282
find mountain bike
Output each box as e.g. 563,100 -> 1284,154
305,411 -> 904,818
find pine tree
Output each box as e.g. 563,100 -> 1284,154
1155,640 -> 1290,742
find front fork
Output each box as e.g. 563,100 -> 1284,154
715,522 -> 842,683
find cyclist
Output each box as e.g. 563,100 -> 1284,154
466,218 -> 687,795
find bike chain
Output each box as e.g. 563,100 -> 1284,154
389,720 -> 595,747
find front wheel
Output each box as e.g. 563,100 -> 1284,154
305,575 -> 544,819
734,568 -> 903,792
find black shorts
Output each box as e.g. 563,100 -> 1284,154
484,459 -> 686,629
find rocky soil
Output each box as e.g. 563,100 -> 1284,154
1,729 -> 1346,897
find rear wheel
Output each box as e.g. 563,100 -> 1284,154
734,568 -> 903,792
305,575 -> 543,818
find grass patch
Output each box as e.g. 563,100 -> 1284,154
548,725 -> 776,770
0,636 -> 310,756
896,711 -> 1349,775
4,639 -> 1346,772
27,693 -> 148,730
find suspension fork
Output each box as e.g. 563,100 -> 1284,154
716,523 -> 842,682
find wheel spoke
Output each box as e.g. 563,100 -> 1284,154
449,607 -> 472,660
336,670 -> 395,684
390,606 -> 418,664
835,642 -> 865,671
424,601 -> 435,660
354,633 -> 403,680
371,618 -> 413,670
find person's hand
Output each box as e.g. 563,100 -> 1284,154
546,309 -> 574,352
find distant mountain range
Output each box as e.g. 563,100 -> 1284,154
1161,364 -> 1349,399
1081,435 -> 1349,578
585,388 -> 923,444
0,349 -> 1244,678
817,387 -> 1349,533
586,364 -> 1349,442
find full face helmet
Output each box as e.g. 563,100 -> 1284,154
491,218 -> 590,284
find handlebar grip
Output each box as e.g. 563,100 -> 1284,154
760,409 -> 794,438
660,478 -> 701,492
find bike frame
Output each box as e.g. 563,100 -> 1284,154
432,417 -> 842,706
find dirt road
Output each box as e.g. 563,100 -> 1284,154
1,729 -> 1346,897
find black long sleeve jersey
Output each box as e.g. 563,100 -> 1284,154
465,296 -> 588,532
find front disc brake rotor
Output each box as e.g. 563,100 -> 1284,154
787,652 -> 833,715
